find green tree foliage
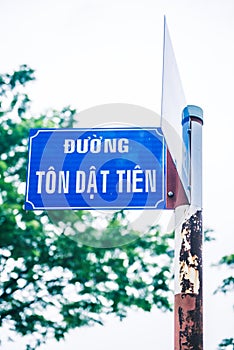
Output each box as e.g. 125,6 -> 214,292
216,254 -> 234,349
218,338 -> 234,350
215,254 -> 234,295
0,66 -> 173,349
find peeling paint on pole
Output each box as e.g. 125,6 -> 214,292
179,211 -> 202,295
174,210 -> 203,350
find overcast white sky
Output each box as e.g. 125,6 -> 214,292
0,0 -> 234,349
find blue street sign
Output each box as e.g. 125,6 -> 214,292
25,128 -> 166,210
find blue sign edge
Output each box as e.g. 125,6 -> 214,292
25,127 -> 166,211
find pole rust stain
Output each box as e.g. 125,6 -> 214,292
179,211 -> 202,295
175,211 -> 203,350
175,294 -> 203,350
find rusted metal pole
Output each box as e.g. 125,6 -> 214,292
174,105 -> 203,350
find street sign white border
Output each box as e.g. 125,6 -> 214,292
25,127 -> 166,210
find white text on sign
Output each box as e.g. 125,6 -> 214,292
35,166 -> 157,197
64,138 -> 129,154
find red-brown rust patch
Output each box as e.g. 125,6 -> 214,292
175,294 -> 203,350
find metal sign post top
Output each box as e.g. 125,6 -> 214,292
182,105 -> 203,125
